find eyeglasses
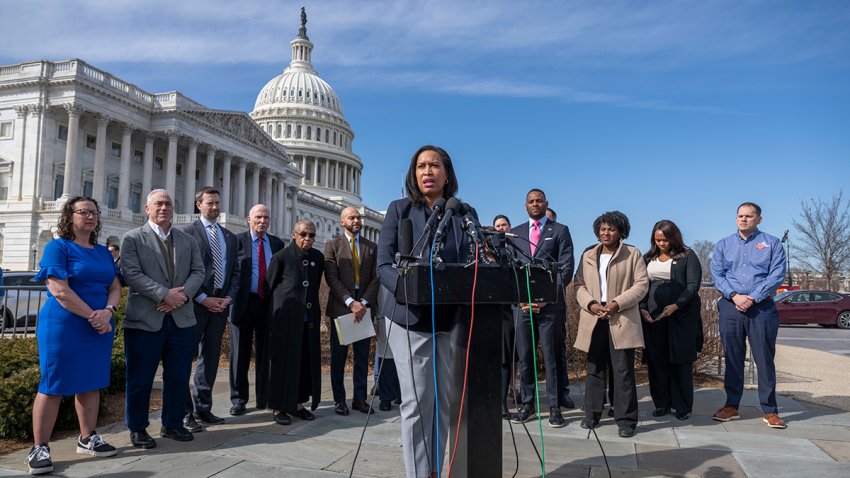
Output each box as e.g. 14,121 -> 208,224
73,209 -> 100,217
296,232 -> 317,238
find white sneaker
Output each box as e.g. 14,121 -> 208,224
26,444 -> 53,475
76,432 -> 118,457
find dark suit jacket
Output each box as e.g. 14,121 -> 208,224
183,219 -> 240,303
231,231 -> 285,323
121,223 -> 206,331
640,249 -> 704,363
377,197 -> 470,327
324,234 -> 379,319
510,218 -> 575,312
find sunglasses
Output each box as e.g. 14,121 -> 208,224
296,232 -> 317,238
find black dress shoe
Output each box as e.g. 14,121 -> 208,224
580,412 -> 601,429
379,400 -> 392,412
548,407 -> 566,428
130,430 -> 156,449
335,401 -> 350,416
618,426 -> 636,437
351,400 -> 375,414
195,411 -> 225,424
510,405 -> 535,424
294,408 -> 315,421
161,427 -> 193,441
274,412 -> 291,425
675,410 -> 690,420
607,407 -> 615,417
393,398 -> 402,405
560,397 -> 576,409
183,415 -> 203,433
230,404 -> 246,416
502,410 -> 512,420
652,407 -> 671,417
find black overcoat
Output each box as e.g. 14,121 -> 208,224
640,249 -> 703,363
262,241 -> 324,412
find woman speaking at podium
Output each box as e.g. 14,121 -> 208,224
377,145 -> 469,478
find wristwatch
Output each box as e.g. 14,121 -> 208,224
105,304 -> 118,314
729,292 -> 738,300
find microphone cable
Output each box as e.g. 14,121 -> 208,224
446,242 -> 480,477
429,233 -> 442,478
524,266 -> 547,478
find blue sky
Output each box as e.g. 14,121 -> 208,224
2,0 -> 849,261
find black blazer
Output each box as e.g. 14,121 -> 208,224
183,219 -> 240,302
231,231 -> 285,322
509,218 -> 575,312
377,198 -> 470,327
640,249 -> 703,362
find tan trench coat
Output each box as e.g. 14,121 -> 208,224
574,242 -> 649,352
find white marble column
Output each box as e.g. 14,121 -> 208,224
142,133 -> 154,200
289,186 -> 299,234
300,156 -> 306,184
61,104 -> 84,199
236,159 -> 247,217
117,125 -> 133,210
263,169 -> 273,207
221,152 -> 232,213
11,106 -> 27,200
204,146 -> 216,190
312,157 -> 318,186
91,115 -> 110,204
250,164 -> 260,208
184,139 -> 198,213
276,175 -> 286,236
165,130 -> 179,196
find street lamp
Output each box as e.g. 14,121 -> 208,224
781,230 -> 792,287
31,241 -> 38,271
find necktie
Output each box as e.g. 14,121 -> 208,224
530,221 -> 540,257
350,236 -> 360,288
208,224 -> 224,289
257,235 -> 267,298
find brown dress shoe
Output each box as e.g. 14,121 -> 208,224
762,413 -> 787,429
712,406 -> 740,422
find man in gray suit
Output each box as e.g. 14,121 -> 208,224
121,189 -> 205,448
182,187 -> 240,431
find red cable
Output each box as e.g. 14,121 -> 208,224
447,243 -> 479,477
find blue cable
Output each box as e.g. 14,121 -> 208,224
429,233 -> 441,477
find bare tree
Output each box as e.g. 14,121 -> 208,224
792,191 -> 850,291
691,239 -> 715,283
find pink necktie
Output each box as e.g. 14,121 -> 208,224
530,221 -> 540,256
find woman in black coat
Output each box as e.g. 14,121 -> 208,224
639,220 -> 703,420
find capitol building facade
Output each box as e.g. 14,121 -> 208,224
0,14 -> 384,270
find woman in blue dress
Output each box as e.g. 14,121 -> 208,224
27,197 -> 122,476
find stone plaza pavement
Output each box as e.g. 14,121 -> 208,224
1,343 -> 849,477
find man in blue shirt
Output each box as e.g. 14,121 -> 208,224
710,202 -> 787,429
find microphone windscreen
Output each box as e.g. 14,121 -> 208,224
444,196 -> 460,213
432,197 -> 447,212
400,218 -> 413,256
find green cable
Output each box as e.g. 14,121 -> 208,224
525,268 -> 546,478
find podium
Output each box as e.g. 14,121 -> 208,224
395,263 -> 557,477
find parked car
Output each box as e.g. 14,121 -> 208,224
0,271 -> 46,332
775,290 -> 850,329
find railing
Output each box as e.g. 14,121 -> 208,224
0,285 -> 46,339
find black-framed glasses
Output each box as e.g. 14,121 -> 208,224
73,209 -> 100,217
297,232 -> 316,238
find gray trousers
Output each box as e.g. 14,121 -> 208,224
388,323 -> 454,478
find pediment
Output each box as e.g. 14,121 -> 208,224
180,109 -> 291,161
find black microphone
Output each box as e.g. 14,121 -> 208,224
459,202 -> 485,244
434,197 -> 461,242
423,197 -> 447,232
400,218 -> 413,256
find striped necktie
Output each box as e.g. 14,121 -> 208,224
208,224 -> 224,289
257,235 -> 267,298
